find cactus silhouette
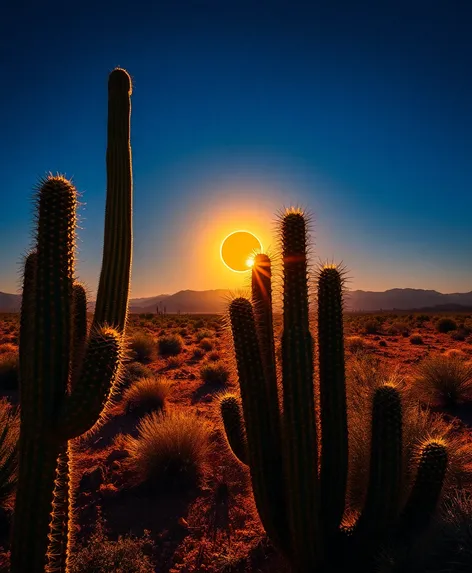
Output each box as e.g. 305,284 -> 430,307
220,208 -> 449,572
10,67 -> 133,573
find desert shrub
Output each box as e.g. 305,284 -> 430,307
0,352 -> 19,390
436,318 -> 458,334
178,327 -> 188,337
195,329 -> 213,342
191,348 -> 205,361
121,362 -> 153,389
166,355 -> 184,369
410,354 -> 472,408
123,410 -> 211,488
157,334 -> 183,356
0,344 -> 17,355
362,320 -> 380,335
200,361 -> 230,386
199,337 -> 214,351
193,319 -> 206,329
409,334 -> 424,345
444,349 -> 467,360
207,351 -> 220,362
0,399 -> 19,507
122,376 -> 171,416
345,336 -> 368,354
129,332 -> 155,363
451,329 -> 467,342
388,322 -> 410,336
69,520 -> 154,573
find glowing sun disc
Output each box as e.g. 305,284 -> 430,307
220,230 -> 262,273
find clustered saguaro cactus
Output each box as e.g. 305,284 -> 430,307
10,67 -> 133,573
220,208 -> 449,572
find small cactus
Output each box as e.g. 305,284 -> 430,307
221,208 -> 449,572
10,67 -> 133,573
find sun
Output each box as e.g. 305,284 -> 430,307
220,230 -> 262,273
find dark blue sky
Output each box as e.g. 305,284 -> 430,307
2,1 -> 472,296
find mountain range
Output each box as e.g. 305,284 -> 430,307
2,288 -> 472,314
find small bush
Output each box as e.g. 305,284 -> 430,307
123,410 -> 210,488
388,322 -> 410,336
122,376 -> 171,416
191,348 -> 205,361
200,361 -> 230,386
157,334 -> 183,356
411,354 -> 472,408
178,328 -> 188,337
207,351 -> 220,362
451,329 -> 467,342
166,355 -> 184,369
195,329 -> 213,342
436,318 -> 458,334
363,320 -> 380,335
69,521 -> 154,573
0,352 -> 19,390
121,362 -> 154,389
129,332 -> 155,363
410,334 -> 424,345
193,319 -> 206,329
346,336 -> 368,353
0,344 -> 17,355
199,338 -> 213,351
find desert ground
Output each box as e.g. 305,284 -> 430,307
0,309 -> 471,572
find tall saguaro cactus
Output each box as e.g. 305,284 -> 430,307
10,67 -> 133,573
220,208 -> 449,572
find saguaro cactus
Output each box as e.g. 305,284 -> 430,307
10,67 -> 133,573
220,209 -> 448,572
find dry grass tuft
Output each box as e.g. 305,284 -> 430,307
410,354 -> 472,408
69,517 -> 154,573
129,332 -> 155,363
122,410 -> 211,488
200,361 -> 230,386
122,376 -> 171,416
157,334 -> 184,356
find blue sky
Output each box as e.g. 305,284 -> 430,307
1,1 -> 472,297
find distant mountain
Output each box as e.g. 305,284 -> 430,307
345,288 -> 472,312
0,292 -> 21,313
3,287 -> 472,314
128,289 -> 231,314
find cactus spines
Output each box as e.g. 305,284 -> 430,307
10,67 -> 133,573
221,208 -> 450,572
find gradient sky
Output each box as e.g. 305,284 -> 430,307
2,0 -> 472,298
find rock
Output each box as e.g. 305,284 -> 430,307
80,465 -> 104,491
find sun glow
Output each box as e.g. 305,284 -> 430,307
220,230 -> 262,273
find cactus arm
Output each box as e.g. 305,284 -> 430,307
228,298 -> 289,555
280,211 -> 321,569
58,326 -> 122,439
93,68 -> 133,333
317,265 -> 348,534
11,176 -> 77,573
70,283 -> 88,385
220,395 -> 248,465
398,440 -> 448,539
352,384 -> 403,562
